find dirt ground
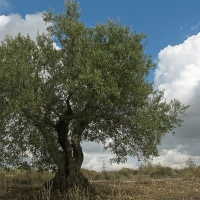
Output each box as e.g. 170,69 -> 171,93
0,177 -> 200,200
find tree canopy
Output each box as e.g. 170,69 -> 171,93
0,0 -> 188,191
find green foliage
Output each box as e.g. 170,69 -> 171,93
150,165 -> 172,178
138,162 -> 172,178
118,167 -> 134,177
0,0 -> 189,171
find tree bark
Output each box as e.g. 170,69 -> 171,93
46,119 -> 94,194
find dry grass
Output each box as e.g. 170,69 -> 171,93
0,165 -> 200,199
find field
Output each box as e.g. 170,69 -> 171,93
0,162 -> 200,199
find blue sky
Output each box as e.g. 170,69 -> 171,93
1,0 -> 200,171
4,0 -> 200,56
3,0 -> 200,82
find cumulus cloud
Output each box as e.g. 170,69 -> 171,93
82,142 -> 139,171
154,33 -> 200,110
0,13 -> 49,42
153,32 -> 200,167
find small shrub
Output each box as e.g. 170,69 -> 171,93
119,167 -> 132,177
103,171 -> 111,180
138,162 -> 154,175
185,158 -> 196,170
132,169 -> 138,175
150,165 -> 172,178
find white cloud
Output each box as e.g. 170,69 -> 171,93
191,21 -> 200,31
151,149 -> 200,169
82,142 -> 139,171
154,33 -> 200,108
0,15 -> 9,27
0,13 -> 61,50
0,13 -> 49,42
153,32 -> 200,167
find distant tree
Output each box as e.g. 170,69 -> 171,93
185,158 -> 196,170
0,0 -> 189,192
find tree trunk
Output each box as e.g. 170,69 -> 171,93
50,164 -> 91,193
49,144 -> 92,193
46,120 -> 94,194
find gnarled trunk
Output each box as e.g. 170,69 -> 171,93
50,162 -> 91,192
46,120 -> 93,194
49,142 -> 91,193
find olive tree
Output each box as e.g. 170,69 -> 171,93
0,0 -> 188,192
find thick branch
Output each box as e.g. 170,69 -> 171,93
55,95 -> 74,151
38,125 -> 64,166
22,108 -> 62,165
71,142 -> 83,167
